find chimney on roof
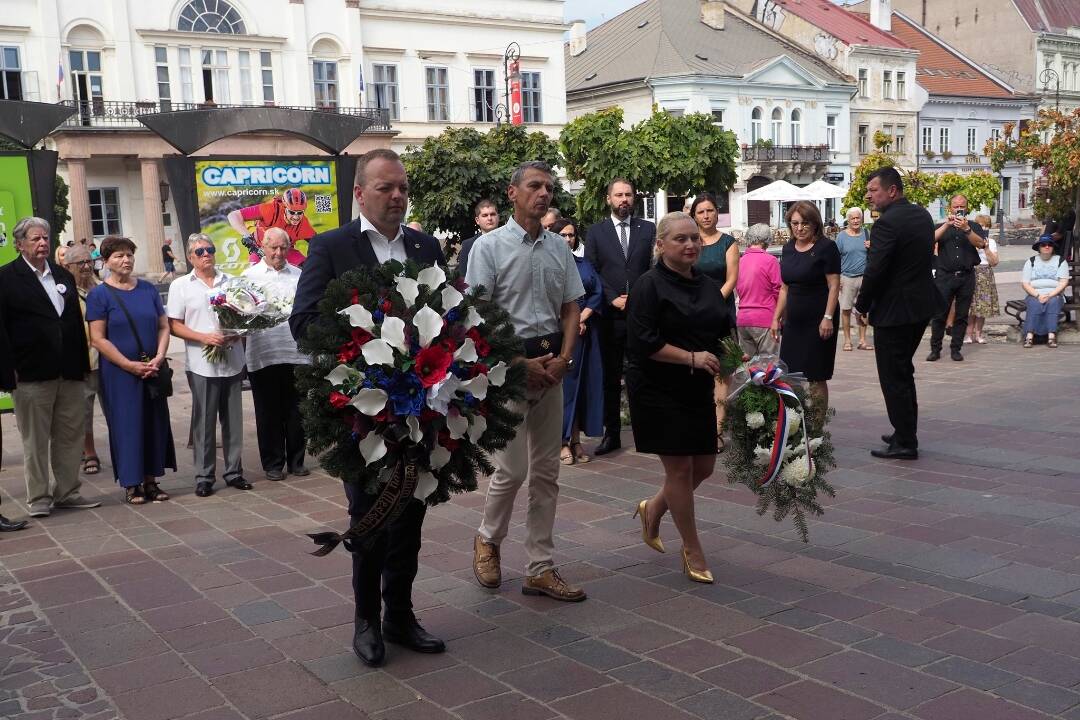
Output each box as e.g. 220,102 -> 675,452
569,19 -> 587,56
869,0 -> 892,32
700,0 -> 725,30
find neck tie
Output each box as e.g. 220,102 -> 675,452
619,222 -> 629,258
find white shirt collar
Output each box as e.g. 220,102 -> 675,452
611,214 -> 630,228
253,260 -> 299,275
187,269 -> 227,285
359,212 -> 404,243
23,256 -> 51,278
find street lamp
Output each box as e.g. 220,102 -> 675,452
1039,67 -> 1061,111
493,42 -> 521,126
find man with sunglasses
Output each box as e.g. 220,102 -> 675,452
228,188 -> 314,266
167,233 -> 251,498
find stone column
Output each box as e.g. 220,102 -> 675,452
140,158 -> 166,275
65,158 -> 93,243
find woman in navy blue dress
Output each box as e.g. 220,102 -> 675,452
554,219 -> 604,465
86,237 -> 176,504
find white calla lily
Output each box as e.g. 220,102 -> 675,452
467,414 -> 487,443
459,374 -> 489,400
429,444 -> 451,471
358,432 -> 387,465
380,316 -> 408,353
395,276 -> 420,306
446,412 -> 469,439
453,337 -> 478,363
348,388 -> 388,416
361,338 -> 395,366
487,361 -> 508,386
417,266 -> 446,290
406,415 -> 423,443
464,306 -> 483,329
324,364 -> 359,386
426,375 -> 461,416
413,305 -> 443,348
413,470 -> 438,502
441,285 -> 463,313
339,304 -> 375,330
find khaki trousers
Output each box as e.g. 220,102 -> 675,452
12,379 -> 87,506
478,384 -> 563,578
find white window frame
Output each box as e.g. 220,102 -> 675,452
521,70 -> 542,124
473,67 -> 496,123
896,71 -> 907,100
883,70 -> 893,100
425,65 -> 449,122
154,46 -> 171,107
371,63 -> 399,120
179,47 -> 194,103
858,68 -> 868,98
0,46 -> 21,100
922,125 -> 933,153
790,108 -> 802,145
260,51 -> 274,104
711,108 -> 724,128
770,107 -> 783,143
857,124 -> 869,154
238,50 -> 253,104
201,48 -> 230,103
895,125 -> 906,154
751,106 -> 763,143
312,59 -> 338,109
967,127 -> 978,154
939,127 -> 951,153
826,114 -> 837,150
88,187 -> 122,238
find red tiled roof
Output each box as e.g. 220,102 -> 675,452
889,13 -> 1016,98
772,0 -> 908,49
1014,0 -> 1080,34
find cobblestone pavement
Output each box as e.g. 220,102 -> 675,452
1,340 -> 1080,720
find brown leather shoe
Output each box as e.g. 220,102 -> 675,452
473,535 -> 501,588
522,569 -> 587,602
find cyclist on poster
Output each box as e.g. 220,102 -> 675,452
227,188 -> 314,266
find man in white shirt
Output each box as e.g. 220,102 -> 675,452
167,233 -> 251,497
241,228 -> 310,481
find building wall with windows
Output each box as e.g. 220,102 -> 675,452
0,0 -> 566,271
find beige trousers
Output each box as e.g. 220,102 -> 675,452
478,384 -> 563,577
12,379 -> 88,506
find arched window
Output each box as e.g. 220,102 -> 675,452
751,107 -> 763,144
177,0 -> 246,34
770,107 -> 783,143
790,108 -> 802,145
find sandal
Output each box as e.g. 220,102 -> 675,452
571,442 -> 591,464
143,481 -> 170,502
560,445 -> 576,466
124,486 -> 147,505
857,342 -> 874,351
843,342 -> 854,352
976,336 -> 988,344
1048,334 -> 1058,349
1023,335 -> 1034,348
82,455 -> 100,475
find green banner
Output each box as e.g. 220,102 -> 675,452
0,154 -> 34,412
193,159 -> 340,276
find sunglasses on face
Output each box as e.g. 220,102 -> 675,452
193,246 -> 216,257
560,232 -> 576,239
284,209 -> 304,217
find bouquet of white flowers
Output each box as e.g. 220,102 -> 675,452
204,277 -> 291,362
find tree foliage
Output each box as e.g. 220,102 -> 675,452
986,109 -> 1080,232
560,107 -> 739,225
401,124 -> 570,257
843,150 -> 1002,216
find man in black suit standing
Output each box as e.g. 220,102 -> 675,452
584,178 -> 655,455
291,148 -> 446,668
455,198 -> 499,279
854,168 -> 943,460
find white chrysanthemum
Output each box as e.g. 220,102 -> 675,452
746,412 -> 765,429
785,409 -> 802,435
753,445 -> 773,466
808,437 -> 824,452
781,455 -> 811,487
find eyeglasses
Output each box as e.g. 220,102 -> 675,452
790,221 -> 813,228
193,246 -> 216,257
559,232 -> 576,239
284,208 -> 305,217
72,260 -> 93,267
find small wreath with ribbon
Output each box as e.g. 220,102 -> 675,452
295,260 -> 525,556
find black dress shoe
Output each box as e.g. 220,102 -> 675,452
352,619 -> 385,667
383,616 -> 446,654
226,477 -> 254,490
881,434 -> 894,445
265,470 -> 284,482
870,444 -> 919,460
951,350 -> 964,361
594,435 -> 621,456
926,350 -> 941,362
289,466 -> 311,477
195,481 -> 214,498
0,514 -> 28,532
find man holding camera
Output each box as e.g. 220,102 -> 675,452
928,195 -> 987,362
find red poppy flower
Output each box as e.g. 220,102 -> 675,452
420,408 -> 441,423
470,362 -> 489,378
380,299 -> 393,313
350,327 -> 373,346
466,328 -> 491,357
350,288 -> 360,306
329,391 -> 351,409
414,344 -> 453,388
441,337 -> 458,353
337,344 -> 359,364
438,429 -> 460,451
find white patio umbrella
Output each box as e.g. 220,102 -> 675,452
803,179 -> 848,199
742,179 -> 816,201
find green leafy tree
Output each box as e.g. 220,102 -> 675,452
401,124 -> 570,258
841,151 -> 895,213
560,107 -> 739,225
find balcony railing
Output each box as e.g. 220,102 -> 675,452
58,100 -> 391,131
741,144 -> 831,162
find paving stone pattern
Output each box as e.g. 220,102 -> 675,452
1,341 -> 1079,719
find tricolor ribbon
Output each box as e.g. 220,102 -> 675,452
747,362 -> 814,488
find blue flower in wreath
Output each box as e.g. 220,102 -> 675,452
373,309 -> 385,323
449,363 -> 470,380
362,366 -> 389,390
387,370 -> 425,416
445,308 -> 461,324
463,392 -> 477,407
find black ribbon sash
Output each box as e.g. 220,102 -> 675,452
307,441 -> 422,557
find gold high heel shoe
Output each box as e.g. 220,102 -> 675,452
682,548 -> 714,584
633,500 -> 665,553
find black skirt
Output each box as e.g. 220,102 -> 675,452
627,363 -> 717,456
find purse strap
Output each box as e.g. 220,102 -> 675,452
103,282 -> 150,359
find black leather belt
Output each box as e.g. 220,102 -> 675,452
522,332 -> 563,359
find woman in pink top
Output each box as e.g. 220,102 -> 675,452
735,224 -> 783,357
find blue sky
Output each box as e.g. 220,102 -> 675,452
563,0 -> 851,28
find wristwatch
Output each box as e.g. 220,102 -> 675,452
560,355 -> 575,369
823,314 -> 834,321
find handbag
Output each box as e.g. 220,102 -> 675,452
104,283 -> 174,400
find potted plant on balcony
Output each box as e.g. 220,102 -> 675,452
923,149 -> 937,160
941,150 -> 954,160
754,138 -> 774,149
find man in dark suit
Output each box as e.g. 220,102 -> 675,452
0,217 -> 101,517
291,148 -> 445,669
584,178 -> 655,455
0,305 -> 29,532
854,168 -> 944,460
455,198 -> 499,280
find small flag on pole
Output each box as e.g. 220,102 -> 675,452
357,65 -> 365,94
56,51 -> 64,100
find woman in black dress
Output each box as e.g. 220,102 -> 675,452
771,201 -> 841,429
626,212 -> 731,584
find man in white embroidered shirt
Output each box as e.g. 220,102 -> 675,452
467,161 -> 587,602
241,228 -> 310,481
